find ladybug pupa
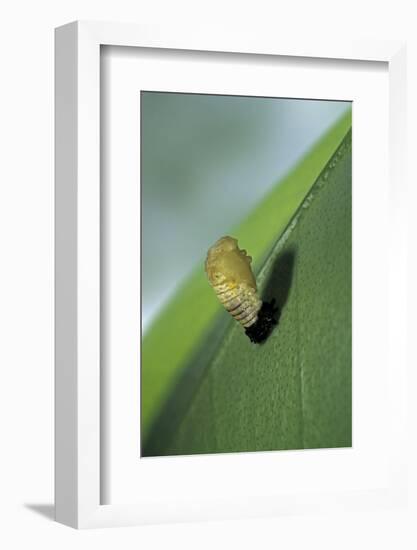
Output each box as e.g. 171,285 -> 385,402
205,236 -> 278,343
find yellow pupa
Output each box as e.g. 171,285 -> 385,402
205,236 -> 262,329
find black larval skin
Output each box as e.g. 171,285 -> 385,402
245,299 -> 279,344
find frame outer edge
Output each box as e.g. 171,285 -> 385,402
387,44 -> 408,498
55,21 -> 79,528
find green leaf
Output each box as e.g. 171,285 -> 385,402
143,129 -> 352,456
142,110 -> 352,441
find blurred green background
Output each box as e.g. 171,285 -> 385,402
140,92 -> 352,454
142,92 -> 350,332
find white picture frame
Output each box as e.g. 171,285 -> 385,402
55,21 -> 407,529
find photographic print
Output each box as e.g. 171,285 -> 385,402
140,91 -> 352,457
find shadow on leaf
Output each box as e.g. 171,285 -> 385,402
255,247 -> 296,344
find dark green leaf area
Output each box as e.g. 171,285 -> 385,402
144,131 -> 352,457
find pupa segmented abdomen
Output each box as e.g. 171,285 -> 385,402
205,236 -> 262,328
211,281 -> 262,328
